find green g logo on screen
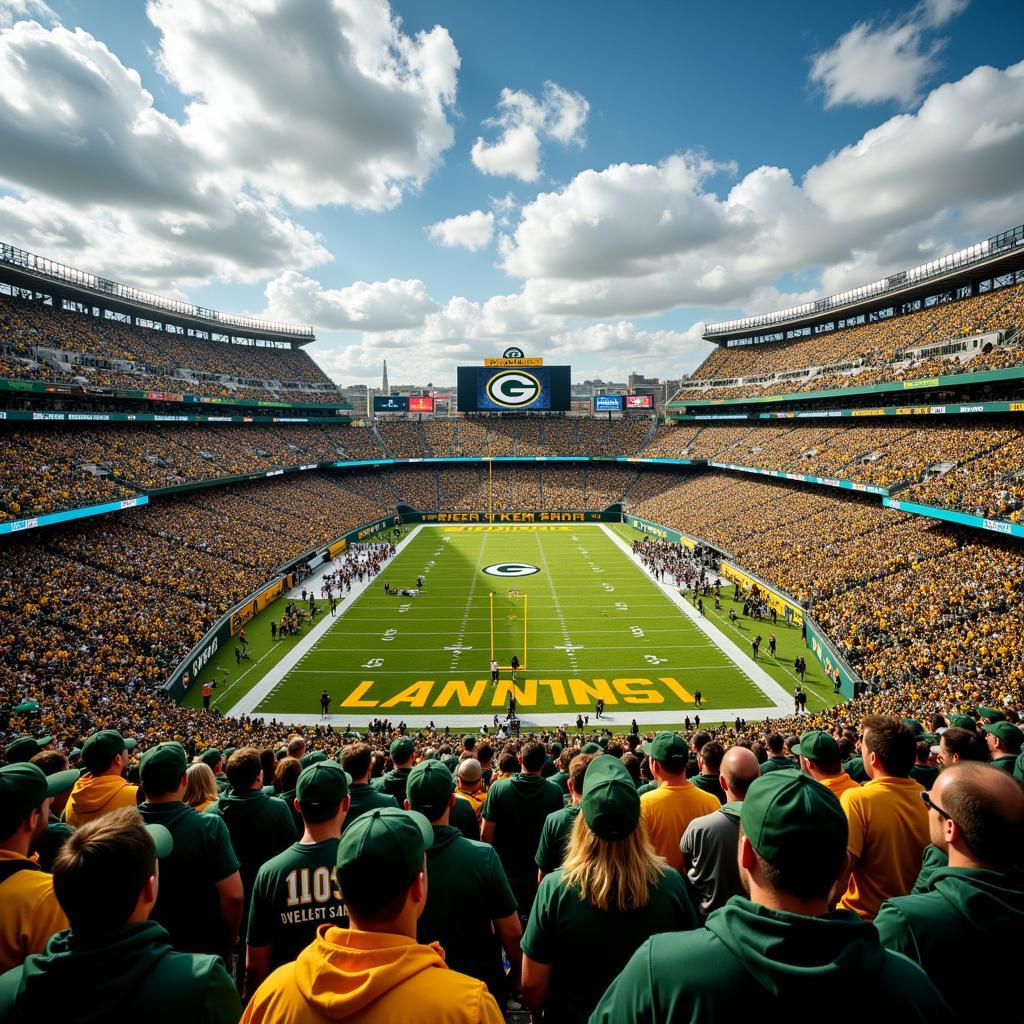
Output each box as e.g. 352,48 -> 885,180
483,563 -> 540,577
485,370 -> 541,408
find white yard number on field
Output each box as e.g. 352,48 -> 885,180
382,629 -> 398,642
615,602 -> 628,611
644,654 -> 668,666
362,658 -> 384,668
630,626 -> 645,638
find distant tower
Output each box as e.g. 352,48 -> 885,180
382,360 -> 390,396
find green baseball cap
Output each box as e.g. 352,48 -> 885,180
792,730 -> 840,765
406,760 -> 455,820
977,707 -> 1007,723
550,742 -> 563,756
337,807 -> 433,907
581,756 -> 640,840
82,730 -> 136,774
296,760 -> 351,805
947,714 -> 976,730
300,749 -> 328,768
4,734 -> 53,764
580,742 -> 602,754
139,742 -> 187,793
647,732 -> 688,771
0,763 -> 80,822
982,721 -> 1024,754
390,738 -> 415,763
902,718 -> 924,737
221,747 -> 237,761
741,770 -> 848,887
199,748 -> 222,768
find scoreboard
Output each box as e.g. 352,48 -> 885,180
457,365 -> 571,412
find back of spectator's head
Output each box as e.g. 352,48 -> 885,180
751,741 -> 767,765
184,762 -> 218,808
461,734 -> 475,753
498,749 -> 519,775
225,747 -> 263,791
52,806 -> 172,938
457,758 -> 482,786
793,730 -> 842,776
931,762 -> 1024,870
647,732 -> 688,775
287,735 -> 307,759
520,741 -> 546,773
477,742 -> 494,766
342,742 -> 372,781
720,746 -> 760,800
274,756 -> 301,793
691,731 -> 711,754
699,741 -> 725,774
939,727 -> 988,765
296,761 -> 351,825
740,771 -> 848,902
766,733 -> 785,756
861,716 -> 916,778
620,751 -> 641,783
568,753 -> 596,794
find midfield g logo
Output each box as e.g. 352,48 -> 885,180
483,562 -> 540,577
485,369 -> 541,408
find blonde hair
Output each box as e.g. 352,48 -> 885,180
560,811 -> 666,912
184,762 -> 219,808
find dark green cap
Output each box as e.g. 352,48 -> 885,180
82,730 -> 136,774
199,748 -> 222,768
983,721 -> 1024,754
977,707 -> 1007,723
741,770 -> 848,887
0,763 -> 79,821
550,742 -> 562,756
4,734 -> 53,764
647,732 -> 688,771
580,742 -> 601,754
222,747 -> 236,761
581,756 -> 640,840
337,807 -> 433,907
139,742 -> 187,793
902,718 -> 924,737
406,760 -> 455,820
793,730 -> 840,765
300,749 -> 328,768
296,760 -> 351,805
390,738 -> 415,763
948,714 -> 976,730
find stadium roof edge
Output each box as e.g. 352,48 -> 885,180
704,222 -> 1024,343
0,242 -> 315,346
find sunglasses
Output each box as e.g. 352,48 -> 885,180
920,791 -> 953,822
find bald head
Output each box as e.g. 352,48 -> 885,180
931,763 -> 1024,870
720,746 -> 761,801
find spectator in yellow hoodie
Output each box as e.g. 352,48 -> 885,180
63,730 -> 138,827
242,807 -> 503,1024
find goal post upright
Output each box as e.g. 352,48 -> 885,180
489,591 -> 494,662
523,592 -> 528,669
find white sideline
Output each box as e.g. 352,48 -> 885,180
235,523 -> 797,729
224,526 -> 424,717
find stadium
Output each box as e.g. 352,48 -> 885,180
1,2 -> 1021,1022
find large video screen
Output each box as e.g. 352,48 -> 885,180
594,394 -> 624,411
408,396 -> 434,413
458,366 -> 571,412
373,395 -> 408,412
626,394 -> 654,409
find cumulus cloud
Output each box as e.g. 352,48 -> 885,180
471,81 -> 589,182
495,60 -> 1024,319
427,209 -> 494,251
0,0 -> 54,29
262,272 -> 440,331
810,0 -> 969,108
0,1 -> 460,288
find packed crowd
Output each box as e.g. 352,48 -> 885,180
0,292 -> 340,402
685,280 -> 1024,393
2,707 -> 1019,1021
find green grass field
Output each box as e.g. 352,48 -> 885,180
180,523 -> 842,726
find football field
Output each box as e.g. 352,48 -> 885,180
216,524 -> 798,727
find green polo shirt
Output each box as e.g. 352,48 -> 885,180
691,773 -> 725,804
138,801 -> 240,957
416,825 -> 517,999
909,764 -> 939,790
535,804 -> 581,874
759,755 -> 794,775
342,783 -> 399,831
522,866 -> 695,1024
247,839 -> 347,970
372,767 -> 412,803
876,866 -> 1024,1021
991,754 -> 1017,775
844,755 -> 869,783
482,773 -> 563,881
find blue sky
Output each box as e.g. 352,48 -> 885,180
0,0 -> 1021,384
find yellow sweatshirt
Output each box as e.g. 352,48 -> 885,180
63,774 -> 139,827
0,850 -> 69,972
242,926 -> 503,1024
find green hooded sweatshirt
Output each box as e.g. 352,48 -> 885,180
875,866 -> 1024,1021
589,896 -> 953,1023
0,920 -> 240,1024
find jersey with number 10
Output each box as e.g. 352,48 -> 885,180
246,839 -> 348,968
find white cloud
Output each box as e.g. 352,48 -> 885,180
0,1 -> 461,289
0,0 -> 54,29
471,81 -> 589,182
262,272 -> 439,331
809,0 -> 969,108
494,60 -> 1024,319
427,209 -> 494,251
